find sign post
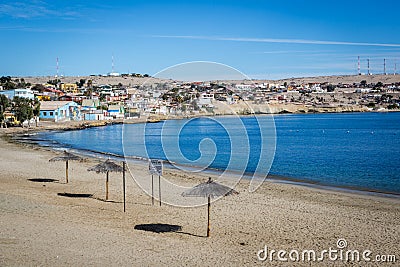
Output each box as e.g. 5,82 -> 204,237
123,161 -> 126,212
149,159 -> 163,206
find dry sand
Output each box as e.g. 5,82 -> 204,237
0,132 -> 399,266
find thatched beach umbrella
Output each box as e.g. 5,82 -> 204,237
87,159 -> 124,202
49,150 -> 83,183
182,177 -> 238,237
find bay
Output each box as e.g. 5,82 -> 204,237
34,112 -> 400,194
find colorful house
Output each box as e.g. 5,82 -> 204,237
0,88 -> 35,100
83,110 -> 104,121
81,99 -> 101,111
59,83 -> 78,94
39,101 -> 81,122
81,99 -> 103,120
106,105 -> 124,119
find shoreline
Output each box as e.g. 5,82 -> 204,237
1,122 -> 399,266
4,112 -> 400,200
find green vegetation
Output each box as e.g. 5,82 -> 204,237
47,79 -> 61,86
326,84 -> 336,92
0,95 -> 10,126
360,80 -> 367,87
76,79 -> 86,87
0,76 -> 31,89
4,97 -> 41,127
374,82 -> 383,89
12,97 -> 33,123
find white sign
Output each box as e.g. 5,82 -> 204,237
149,159 -> 163,176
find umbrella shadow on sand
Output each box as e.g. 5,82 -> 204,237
28,178 -> 59,183
134,224 -> 206,237
91,196 -> 122,203
134,223 -> 182,233
57,192 -> 93,198
56,193 -> 122,203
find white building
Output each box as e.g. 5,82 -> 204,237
198,93 -> 214,106
0,88 -> 35,100
235,84 -> 253,90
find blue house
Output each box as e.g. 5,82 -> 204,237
39,101 -> 81,122
0,88 -> 35,100
83,110 -> 104,121
106,105 -> 124,119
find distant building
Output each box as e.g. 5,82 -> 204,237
58,94 -> 83,104
39,101 -> 81,122
235,84 -> 253,90
81,99 -> 101,111
81,99 -> 103,120
0,88 -> 35,100
83,110 -> 104,121
59,83 -> 78,94
106,105 -> 124,119
198,93 -> 214,106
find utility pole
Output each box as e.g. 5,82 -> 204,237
357,56 -> 361,75
56,57 -> 59,78
384,58 -> 386,75
367,59 -> 370,75
112,54 -> 115,74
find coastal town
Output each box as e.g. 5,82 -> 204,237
0,73 -> 400,127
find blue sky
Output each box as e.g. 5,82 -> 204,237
1,0 -> 400,79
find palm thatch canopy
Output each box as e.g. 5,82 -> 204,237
87,159 -> 123,173
182,177 -> 239,237
182,177 -> 238,198
49,151 -> 83,183
87,159 -> 124,201
49,151 -> 82,162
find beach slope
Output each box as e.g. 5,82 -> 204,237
0,138 -> 399,266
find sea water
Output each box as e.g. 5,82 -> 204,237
33,112 -> 400,194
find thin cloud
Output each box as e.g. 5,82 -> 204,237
153,35 -> 400,48
254,50 -> 315,54
0,1 -> 81,19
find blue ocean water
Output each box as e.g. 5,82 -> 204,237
34,112 -> 400,194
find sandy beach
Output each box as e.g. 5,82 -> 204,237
0,128 -> 399,266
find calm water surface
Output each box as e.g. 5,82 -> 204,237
34,112 -> 400,194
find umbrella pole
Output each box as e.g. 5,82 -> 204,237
106,171 -> 109,201
207,196 -> 211,237
151,175 -> 154,205
158,175 -> 161,206
123,162 -> 126,212
65,160 -> 69,184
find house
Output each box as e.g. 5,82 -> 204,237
81,99 -> 100,111
106,105 -> 124,119
39,101 -> 81,122
44,87 -> 64,96
235,84 -> 253,90
83,110 -> 104,121
59,83 -> 78,94
36,87 -> 64,100
0,88 -> 35,100
58,94 -> 84,104
81,99 -> 103,120
198,93 -> 214,106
